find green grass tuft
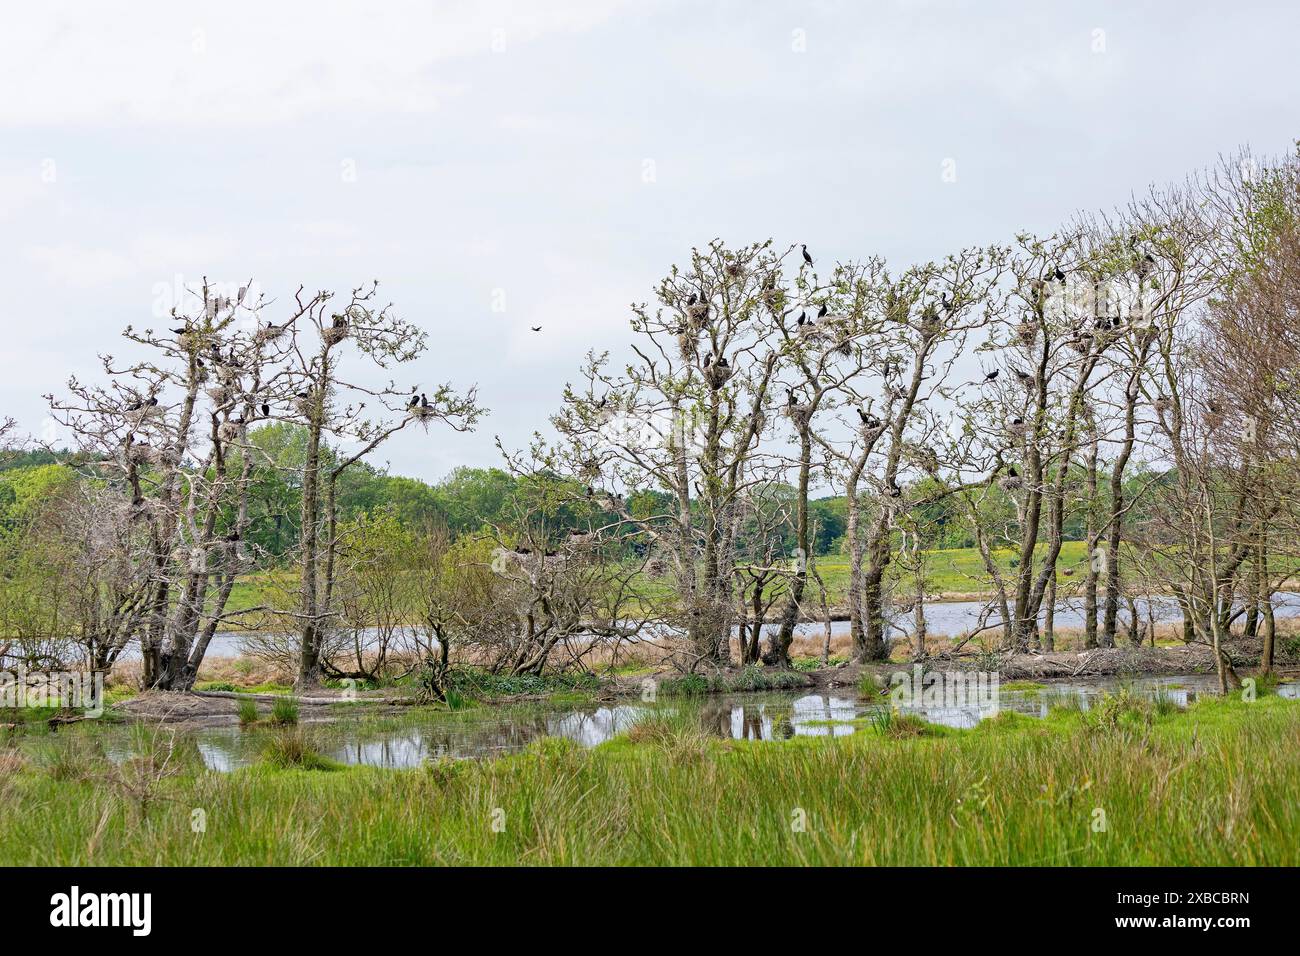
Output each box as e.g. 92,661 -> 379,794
237,698 -> 260,727
269,696 -> 299,726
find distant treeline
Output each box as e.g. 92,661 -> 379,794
1,422 -> 1165,562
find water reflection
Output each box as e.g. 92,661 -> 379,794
152,673 -> 1290,771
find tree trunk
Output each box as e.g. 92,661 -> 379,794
1102,372 -> 1138,646
296,389 -> 326,689
1259,542 -> 1275,674
1083,425 -> 1099,649
770,428 -> 811,668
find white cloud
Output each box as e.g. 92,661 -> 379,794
1,0 -> 1297,482
0,0 -> 635,127
26,243 -> 137,286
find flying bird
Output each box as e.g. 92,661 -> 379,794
530,326 -> 542,332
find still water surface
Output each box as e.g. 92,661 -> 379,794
163,674 -> 1297,771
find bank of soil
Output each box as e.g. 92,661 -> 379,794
809,636 -> 1296,689
113,686 -> 411,727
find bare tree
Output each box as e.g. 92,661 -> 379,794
730,482 -> 793,665
280,282 -> 482,688
49,280 -> 289,689
553,240 -> 787,666
813,249 -> 1004,662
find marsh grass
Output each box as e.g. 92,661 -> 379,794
623,707 -> 712,758
658,666 -> 807,697
261,728 -> 340,771
1,694 -> 1297,865
269,696 -> 299,726
35,732 -> 104,782
1044,688 -> 1087,715
1152,686 -> 1182,717
237,698 -> 260,727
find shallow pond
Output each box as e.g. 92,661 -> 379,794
121,673 -> 1297,772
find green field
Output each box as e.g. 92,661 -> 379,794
2,690 -> 1295,865
222,541 -> 1096,626
810,540 -> 1095,602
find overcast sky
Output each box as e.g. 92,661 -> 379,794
2,0 -> 1296,482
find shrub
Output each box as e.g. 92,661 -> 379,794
660,667 -> 808,696
792,656 -> 844,672
658,673 -> 712,697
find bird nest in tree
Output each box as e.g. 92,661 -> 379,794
322,325 -> 348,346
704,364 -> 733,390
124,442 -> 160,465
912,448 -> 939,472
127,407 -> 162,426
